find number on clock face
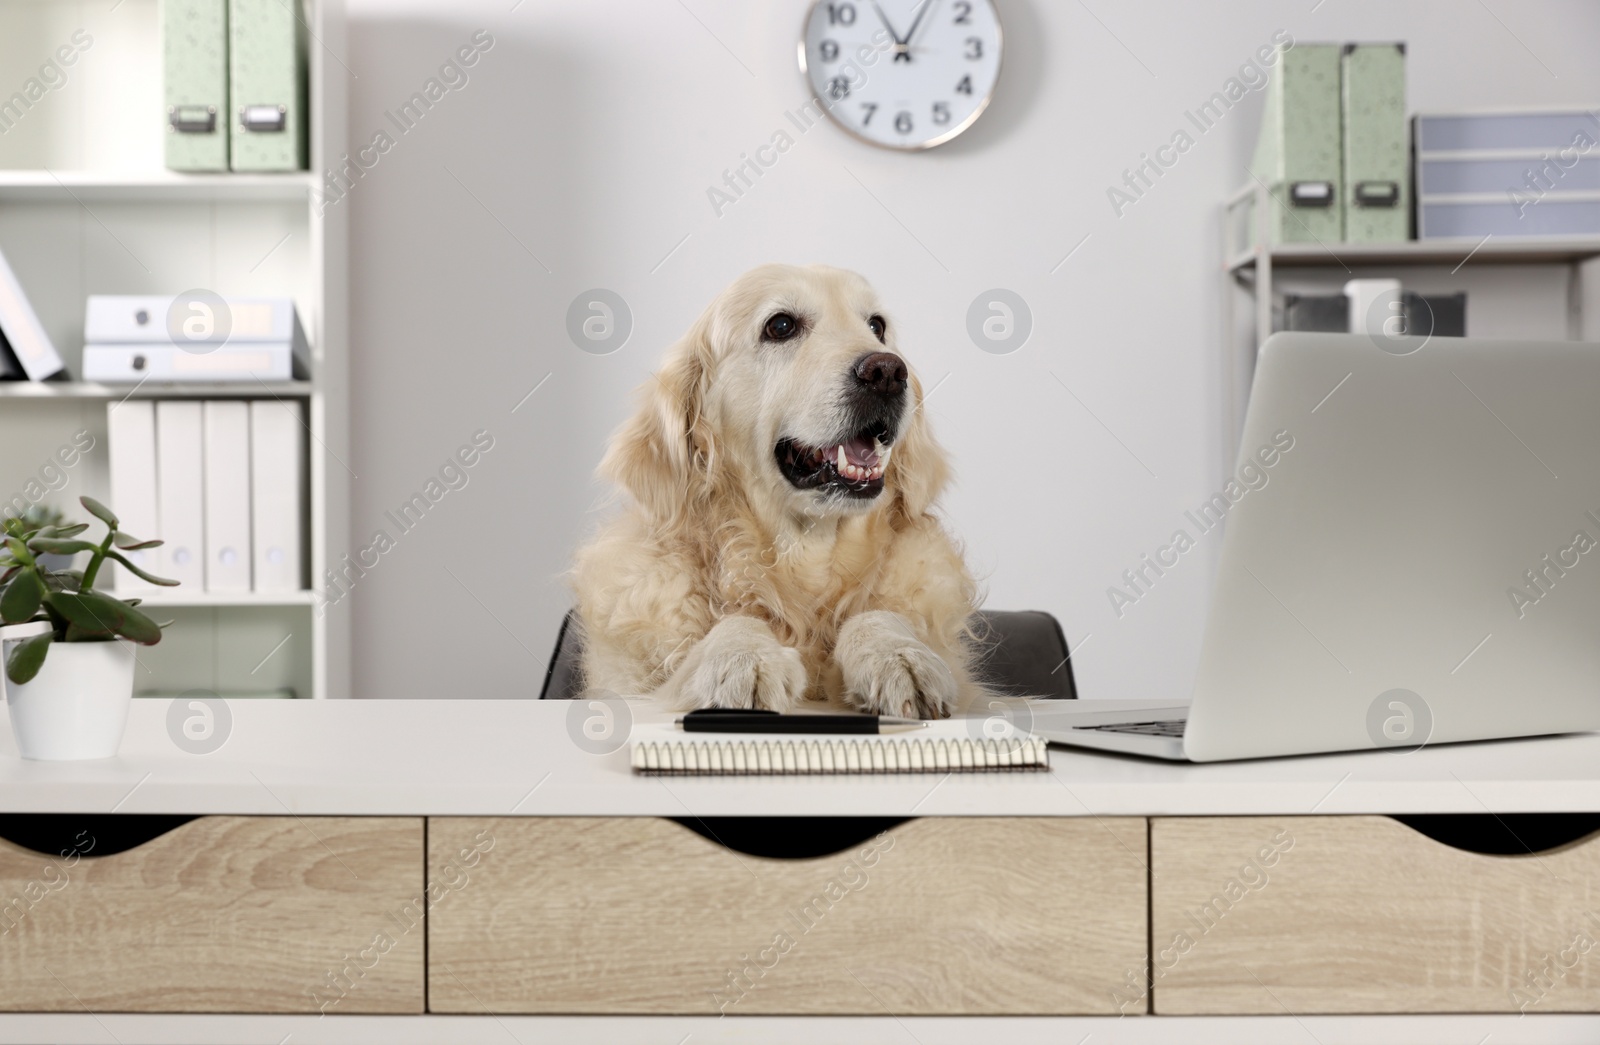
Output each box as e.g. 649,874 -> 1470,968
800,0 -> 1002,150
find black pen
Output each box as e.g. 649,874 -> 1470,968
677,708 -> 928,734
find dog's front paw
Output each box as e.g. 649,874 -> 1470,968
663,616 -> 806,712
835,611 -> 958,719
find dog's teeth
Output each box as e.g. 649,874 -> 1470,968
836,445 -> 848,472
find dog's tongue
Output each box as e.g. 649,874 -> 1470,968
838,434 -> 880,470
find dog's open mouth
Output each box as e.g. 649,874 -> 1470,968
775,421 -> 892,498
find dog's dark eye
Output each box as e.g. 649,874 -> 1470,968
868,314 -> 887,342
763,312 -> 800,342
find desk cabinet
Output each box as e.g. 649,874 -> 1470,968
1150,816 -> 1600,1014
426,816 -> 1150,1015
0,816 -> 425,1013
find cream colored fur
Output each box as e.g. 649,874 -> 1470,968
572,264 -> 981,717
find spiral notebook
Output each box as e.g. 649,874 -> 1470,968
629,721 -> 1049,775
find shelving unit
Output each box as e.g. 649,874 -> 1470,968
0,169 -> 319,202
0,380 -> 313,398
1220,182 -> 1600,456
0,0 -> 348,699
112,590 -> 319,608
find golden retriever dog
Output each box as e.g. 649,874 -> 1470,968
572,264 -> 981,718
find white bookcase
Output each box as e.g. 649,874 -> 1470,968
0,0 -> 349,699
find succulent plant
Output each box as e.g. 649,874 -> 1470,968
0,496 -> 179,685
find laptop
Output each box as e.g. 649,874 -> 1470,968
1032,332 -> 1600,761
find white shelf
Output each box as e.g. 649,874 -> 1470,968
1228,235 -> 1600,274
0,169 -> 317,203
0,381 -> 314,399
111,590 -> 317,608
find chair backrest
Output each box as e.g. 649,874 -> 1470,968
540,611 -> 584,701
539,608 -> 1078,700
967,608 -> 1078,700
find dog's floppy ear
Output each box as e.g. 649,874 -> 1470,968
600,312 -> 717,524
886,372 -> 952,523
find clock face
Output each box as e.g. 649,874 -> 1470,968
799,0 -> 1002,150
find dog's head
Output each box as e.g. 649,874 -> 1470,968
603,264 -> 948,525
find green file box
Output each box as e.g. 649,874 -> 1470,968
228,0 -> 308,171
1250,43 -> 1344,245
162,0 -> 229,172
1342,43 -> 1409,242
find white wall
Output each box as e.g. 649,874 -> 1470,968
340,0 -> 1600,699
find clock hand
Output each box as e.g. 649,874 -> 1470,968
903,0 -> 937,46
894,0 -> 937,62
870,2 -> 906,45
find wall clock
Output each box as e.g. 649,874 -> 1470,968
799,0 -> 1002,150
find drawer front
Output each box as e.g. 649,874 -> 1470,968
0,816 -> 424,1013
427,816 -> 1149,1015
1151,816 -> 1600,1014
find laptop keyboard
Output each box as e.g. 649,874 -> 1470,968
1077,719 -> 1187,738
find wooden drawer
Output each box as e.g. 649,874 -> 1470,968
0,816 -> 424,1013
1151,816 -> 1600,1014
427,816 -> 1148,1015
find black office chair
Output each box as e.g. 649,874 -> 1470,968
539,609 -> 1078,700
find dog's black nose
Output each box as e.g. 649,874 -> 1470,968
853,352 -> 907,396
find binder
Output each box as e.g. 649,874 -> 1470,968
107,402 -> 161,592
83,343 -> 302,383
1250,43 -> 1344,245
0,245 -> 65,381
163,0 -> 229,172
155,401 -> 206,590
86,295 -> 305,345
249,400 -> 304,592
228,0 -> 308,171
83,294 -> 310,381
203,400 -> 252,591
1341,43 -> 1408,242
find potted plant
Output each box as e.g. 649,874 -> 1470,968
0,496 -> 178,760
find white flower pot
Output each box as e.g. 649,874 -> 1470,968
4,640 -> 135,760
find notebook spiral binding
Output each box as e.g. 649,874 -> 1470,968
631,735 -> 1050,775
